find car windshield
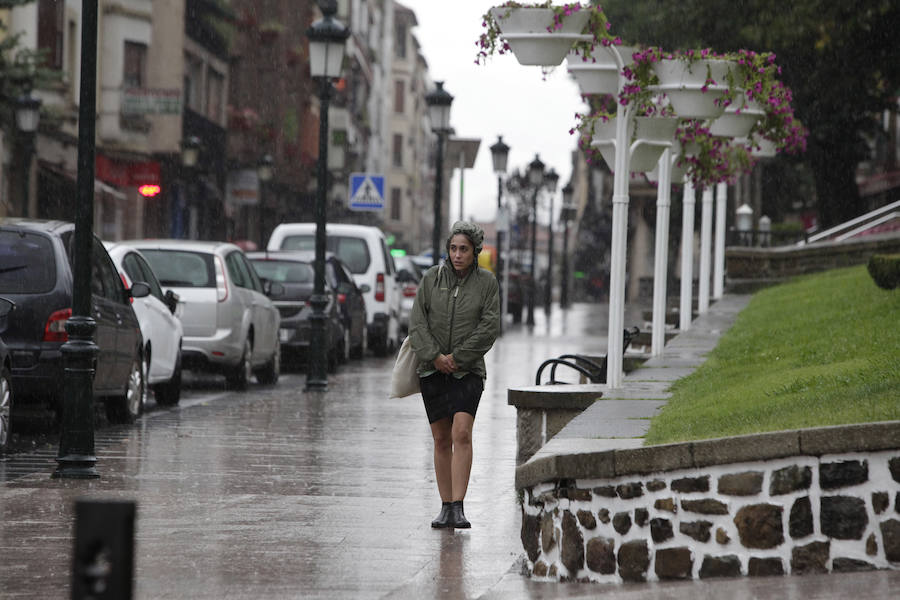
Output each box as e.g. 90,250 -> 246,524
251,259 -> 314,284
0,230 -> 56,293
280,234 -> 371,274
140,249 -> 215,287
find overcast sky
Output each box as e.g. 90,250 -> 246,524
398,1 -> 587,225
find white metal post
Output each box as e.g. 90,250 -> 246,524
651,149 -> 672,357
679,179 -> 695,331
698,186 -> 713,314
605,44 -> 632,389
714,181 -> 727,299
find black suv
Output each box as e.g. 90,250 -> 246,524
0,219 -> 149,424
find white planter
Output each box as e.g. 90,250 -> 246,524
658,87 -> 727,119
591,116 -> 677,173
653,58 -> 732,88
709,98 -> 765,138
490,7 -> 591,66
644,161 -> 688,185
630,116 -> 679,172
651,58 -> 733,119
566,45 -> 637,96
747,135 -> 777,158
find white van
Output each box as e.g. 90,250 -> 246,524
267,223 -> 401,356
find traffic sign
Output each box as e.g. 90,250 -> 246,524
348,173 -> 385,211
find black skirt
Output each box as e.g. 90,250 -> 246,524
420,372 -> 484,424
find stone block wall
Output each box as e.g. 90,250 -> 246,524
520,451 -> 900,582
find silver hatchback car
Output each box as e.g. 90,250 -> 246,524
120,240 -> 281,389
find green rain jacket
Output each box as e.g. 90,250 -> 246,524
408,264 -> 500,380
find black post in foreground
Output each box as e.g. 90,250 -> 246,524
72,500 -> 135,599
55,0 -> 100,479
305,0 -> 349,391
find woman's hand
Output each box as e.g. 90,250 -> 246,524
433,353 -> 457,374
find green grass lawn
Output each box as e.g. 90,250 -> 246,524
643,265 -> 900,445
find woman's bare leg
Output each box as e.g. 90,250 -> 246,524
430,418 -> 453,502
450,412 -> 475,501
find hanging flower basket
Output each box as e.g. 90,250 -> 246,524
708,97 -> 765,138
488,7 -> 591,66
566,45 -> 636,96
652,57 -> 732,119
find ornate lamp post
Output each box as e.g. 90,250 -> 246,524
55,0 -> 99,479
15,87 -> 42,218
306,0 -> 350,391
560,181 -> 575,309
425,82 -> 454,266
526,154 -> 544,326
543,168 -> 559,315
489,135 -> 510,332
257,153 -> 274,247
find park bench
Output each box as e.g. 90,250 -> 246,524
534,326 -> 640,385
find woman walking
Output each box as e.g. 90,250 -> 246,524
408,221 -> 500,529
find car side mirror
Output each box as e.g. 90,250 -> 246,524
130,281 -> 151,299
264,280 -> 285,298
358,284 -> 371,294
164,289 -> 180,315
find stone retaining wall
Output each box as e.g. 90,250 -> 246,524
518,424 -> 900,583
725,232 -> 900,281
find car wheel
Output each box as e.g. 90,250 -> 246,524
341,328 -> 350,364
255,342 -> 280,385
350,326 -> 366,360
107,354 -> 144,424
0,366 -> 12,454
154,350 -> 182,406
226,339 -> 252,391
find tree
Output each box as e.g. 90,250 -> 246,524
602,0 -> 900,228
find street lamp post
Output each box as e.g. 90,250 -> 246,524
306,0 -> 350,391
15,88 -> 42,218
425,82 -> 454,267
180,136 -> 201,239
257,153 -> 274,247
543,168 -> 559,315
526,154 -> 544,326
489,135 -> 509,332
55,0 -> 99,479
560,182 -> 575,309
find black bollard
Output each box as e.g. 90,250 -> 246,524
71,500 -> 135,600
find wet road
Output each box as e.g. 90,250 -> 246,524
0,303 -> 621,599
3,301 -> 897,599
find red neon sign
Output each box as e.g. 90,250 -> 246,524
139,184 -> 161,197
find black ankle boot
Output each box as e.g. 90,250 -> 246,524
431,502 -> 452,528
448,501 -> 471,529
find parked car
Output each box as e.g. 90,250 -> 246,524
393,254 -> 423,334
104,243 -> 184,406
247,251 -> 367,368
267,223 -> 401,356
122,240 -> 281,389
0,219 -> 150,424
0,297 -> 14,453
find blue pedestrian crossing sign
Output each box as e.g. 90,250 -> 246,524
348,173 -> 385,211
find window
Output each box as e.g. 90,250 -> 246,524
0,231 -> 55,293
395,22 -> 407,59
184,53 -> 204,112
391,188 -> 401,220
92,240 -> 125,303
206,68 -> 224,122
394,80 -> 405,113
38,0 -> 64,69
123,41 -> 147,89
392,134 -> 403,168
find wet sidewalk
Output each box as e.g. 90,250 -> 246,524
1,300 -> 897,599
